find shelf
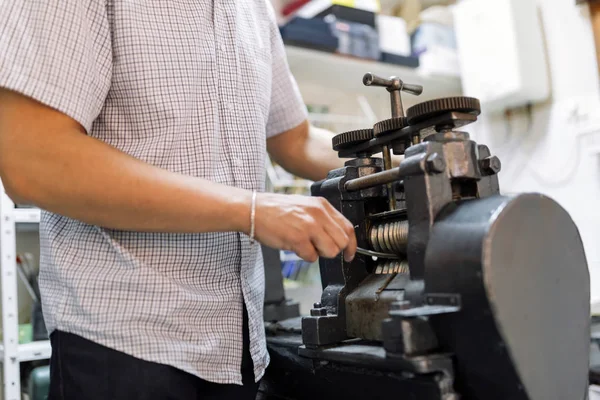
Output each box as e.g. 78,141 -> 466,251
0,340 -> 51,362
14,208 -> 40,224
285,45 -> 462,103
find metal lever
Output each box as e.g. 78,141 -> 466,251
363,73 -> 423,118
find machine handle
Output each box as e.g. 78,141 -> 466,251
400,83 -> 424,96
363,73 -> 423,119
362,73 -> 423,95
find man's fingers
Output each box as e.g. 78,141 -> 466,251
293,241 -> 319,263
343,229 -> 357,262
310,227 -> 341,259
322,214 -> 350,254
321,200 -> 357,262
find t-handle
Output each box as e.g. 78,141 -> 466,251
363,72 -> 423,118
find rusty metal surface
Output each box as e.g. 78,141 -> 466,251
345,274 -> 409,340
442,139 -> 480,179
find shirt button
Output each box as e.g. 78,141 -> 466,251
233,157 -> 244,167
219,43 -> 226,52
225,102 -> 234,111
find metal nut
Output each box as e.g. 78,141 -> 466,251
480,155 -> 501,175
310,307 -> 327,317
425,153 -> 446,173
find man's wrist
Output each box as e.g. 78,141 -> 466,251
227,188 -> 253,235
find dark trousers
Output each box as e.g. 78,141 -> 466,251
48,309 -> 259,400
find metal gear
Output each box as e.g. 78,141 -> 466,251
332,129 -> 374,151
373,117 -> 408,137
406,97 -> 481,125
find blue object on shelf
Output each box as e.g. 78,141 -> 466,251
280,17 -> 338,52
380,52 -> 420,68
281,250 -> 313,282
332,19 -> 380,61
281,16 -> 380,60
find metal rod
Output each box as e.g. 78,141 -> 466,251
382,145 -> 396,210
345,167 -> 401,192
390,91 -> 404,119
356,247 -> 400,259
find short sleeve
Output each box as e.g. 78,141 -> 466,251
265,8 -> 308,138
0,1 -> 112,133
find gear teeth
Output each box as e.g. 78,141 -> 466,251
332,129 -> 374,151
406,97 -> 481,125
373,117 -> 408,137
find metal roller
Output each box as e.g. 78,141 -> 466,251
369,220 -> 409,255
374,259 -> 410,275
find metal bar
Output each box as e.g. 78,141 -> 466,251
381,145 -> 396,210
390,91 -> 404,119
356,247 -> 400,260
345,153 -> 426,192
0,180 -> 21,400
18,340 -> 51,362
345,167 -> 402,192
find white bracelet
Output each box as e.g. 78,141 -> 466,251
249,190 -> 257,244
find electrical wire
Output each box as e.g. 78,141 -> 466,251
527,129 -> 599,188
496,102 -> 597,189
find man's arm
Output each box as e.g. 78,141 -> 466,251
267,120 -> 344,182
0,89 -> 356,262
267,120 -> 403,182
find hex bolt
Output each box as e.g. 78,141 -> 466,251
426,153 -> 446,173
480,155 -> 501,175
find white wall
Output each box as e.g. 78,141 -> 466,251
469,0 -> 600,303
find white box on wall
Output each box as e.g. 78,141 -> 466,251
453,0 -> 550,111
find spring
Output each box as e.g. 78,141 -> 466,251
375,259 -> 410,275
369,220 -> 409,254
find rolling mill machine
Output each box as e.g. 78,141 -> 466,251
259,73 -> 590,400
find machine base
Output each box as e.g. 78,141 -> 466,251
260,319 -> 458,400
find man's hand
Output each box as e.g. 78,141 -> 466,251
254,193 -> 357,263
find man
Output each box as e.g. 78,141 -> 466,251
0,1 -> 357,399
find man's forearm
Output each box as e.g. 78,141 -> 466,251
0,90 -> 251,233
294,125 -> 346,181
267,121 -> 345,182
268,121 -> 403,182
